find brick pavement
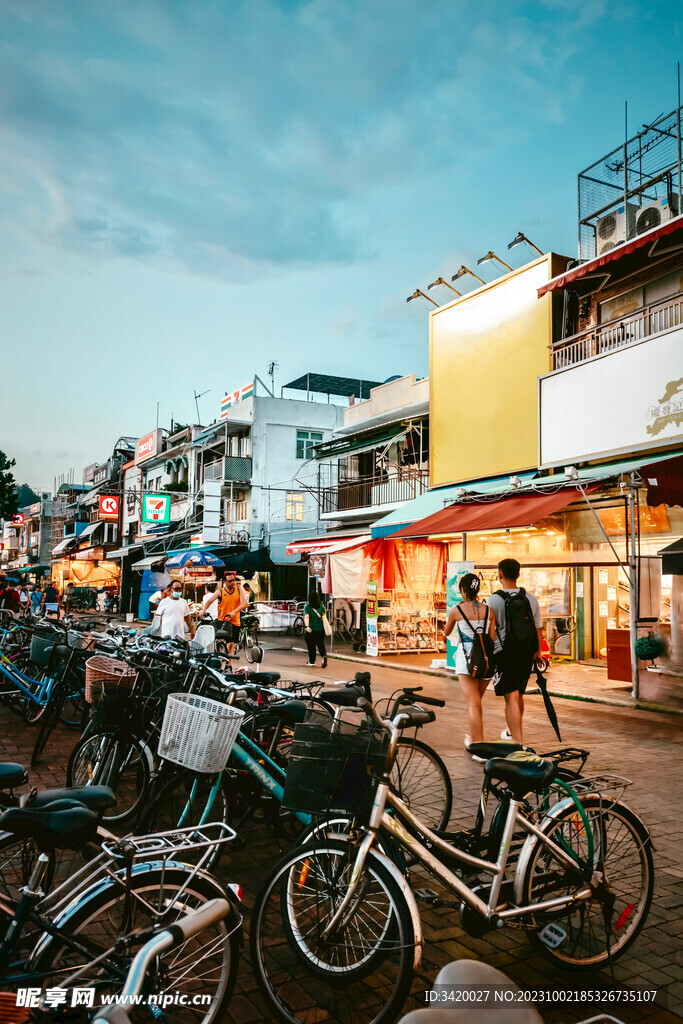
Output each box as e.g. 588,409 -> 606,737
0,648 -> 681,1024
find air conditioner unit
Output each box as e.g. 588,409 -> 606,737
635,194 -> 680,235
41,492 -> 50,501
595,204 -> 637,255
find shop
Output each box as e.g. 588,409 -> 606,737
53,547 -> 121,611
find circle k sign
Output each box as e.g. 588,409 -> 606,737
99,495 -> 120,519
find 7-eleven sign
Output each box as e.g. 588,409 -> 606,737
142,493 -> 171,524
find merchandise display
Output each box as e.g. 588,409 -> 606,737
376,589 -> 444,654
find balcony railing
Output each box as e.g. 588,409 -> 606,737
203,457 -> 252,484
550,291 -> 683,370
321,470 -> 429,515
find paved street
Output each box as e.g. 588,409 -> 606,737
1,648 -> 682,1023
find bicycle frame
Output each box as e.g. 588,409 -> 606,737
0,654 -> 56,708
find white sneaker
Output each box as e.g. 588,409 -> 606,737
501,728 -> 512,740
305,661 -> 315,667
464,733 -> 472,749
465,734 -> 486,763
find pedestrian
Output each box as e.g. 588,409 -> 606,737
201,583 -> 220,620
41,580 -> 61,619
216,573 -> 249,654
29,583 -> 44,618
156,580 -> 194,640
486,558 -> 544,746
63,580 -> 75,614
149,584 -> 170,618
304,588 -> 328,668
18,584 -> 29,616
444,573 -> 496,754
0,582 -> 22,616
242,582 -> 256,608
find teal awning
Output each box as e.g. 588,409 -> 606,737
314,427 -> 406,463
16,564 -> 49,573
570,450 -> 683,482
371,472 -> 538,538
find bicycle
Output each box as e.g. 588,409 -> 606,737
250,698 -> 654,1024
215,613 -> 263,663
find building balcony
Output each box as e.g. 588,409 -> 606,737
204,456 -> 252,484
550,291 -> 683,370
321,470 -> 429,515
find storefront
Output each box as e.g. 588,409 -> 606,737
53,547 -> 121,610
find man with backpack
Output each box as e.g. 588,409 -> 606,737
487,558 -> 543,745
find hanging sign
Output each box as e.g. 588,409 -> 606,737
98,495 -> 120,520
142,494 -> 171,524
366,580 -> 378,657
12,514 -> 24,525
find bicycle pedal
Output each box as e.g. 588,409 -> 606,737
539,922 -> 567,949
414,887 -> 440,904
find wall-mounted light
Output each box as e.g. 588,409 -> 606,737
476,251 -> 513,272
406,289 -> 439,308
452,265 -> 485,285
508,231 -> 543,256
427,277 -> 461,296
509,476 -> 522,488
564,466 -> 579,481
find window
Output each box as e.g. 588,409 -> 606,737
296,430 -> 323,459
286,492 -> 304,522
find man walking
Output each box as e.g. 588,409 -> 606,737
216,573 -> 249,655
487,558 -> 543,745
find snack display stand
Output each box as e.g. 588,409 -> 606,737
375,590 -> 444,654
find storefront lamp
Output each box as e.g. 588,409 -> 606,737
406,289 -> 439,308
452,265 -> 485,285
427,277 -> 461,296
509,476 -> 522,488
508,231 -> 543,255
564,466 -> 579,481
476,251 -> 513,272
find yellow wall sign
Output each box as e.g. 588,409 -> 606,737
429,254 -> 563,488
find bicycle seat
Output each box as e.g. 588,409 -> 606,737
0,802 -> 99,851
268,699 -> 307,725
247,671 -> 281,684
320,685 -> 364,707
24,785 -> 116,813
0,762 -> 28,789
484,751 -> 555,800
467,739 -> 528,761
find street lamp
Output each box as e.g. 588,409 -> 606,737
406,289 -> 439,308
452,265 -> 485,285
477,251 -> 513,272
508,231 -> 543,255
427,277 -> 461,296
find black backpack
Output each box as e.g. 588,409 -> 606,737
496,588 -> 537,653
457,604 -> 496,680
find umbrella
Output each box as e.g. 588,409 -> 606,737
164,550 -> 224,569
534,666 -> 562,742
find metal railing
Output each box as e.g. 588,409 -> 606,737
203,457 -> 252,484
550,291 -> 683,369
321,469 -> 429,514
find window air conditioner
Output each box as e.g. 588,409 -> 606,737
595,204 -> 637,255
635,195 -> 679,235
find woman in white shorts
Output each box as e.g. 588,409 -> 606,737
444,574 -> 496,753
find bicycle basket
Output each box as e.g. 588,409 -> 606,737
158,693 -> 245,773
29,626 -> 61,667
85,655 -> 137,703
282,708 -> 389,817
0,992 -> 29,1023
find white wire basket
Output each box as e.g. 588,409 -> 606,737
158,692 -> 245,773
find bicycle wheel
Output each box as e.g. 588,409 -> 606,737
30,865 -> 240,1023
392,737 -> 452,831
31,682 -> 68,767
519,795 -> 654,969
137,768 -> 231,868
67,730 -> 151,824
251,838 -> 414,1024
293,616 -> 304,638
0,832 -> 56,906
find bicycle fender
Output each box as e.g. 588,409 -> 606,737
513,794 -> 653,906
370,847 -> 424,973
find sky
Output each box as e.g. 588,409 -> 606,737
2,0 -> 682,489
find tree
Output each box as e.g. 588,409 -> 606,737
0,452 -> 18,519
16,483 -> 40,508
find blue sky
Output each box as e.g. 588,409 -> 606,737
2,0 -> 682,487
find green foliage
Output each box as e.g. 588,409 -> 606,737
16,483 -> 40,508
163,480 -> 189,492
0,452 -> 18,519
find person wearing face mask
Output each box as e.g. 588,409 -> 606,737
156,581 -> 194,640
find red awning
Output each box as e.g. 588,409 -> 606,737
538,214 -> 683,297
389,486 -> 596,539
285,534 -> 369,556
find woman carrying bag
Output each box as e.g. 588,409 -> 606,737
303,588 -> 328,668
444,573 -> 496,757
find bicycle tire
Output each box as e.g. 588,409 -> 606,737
29,864 -> 240,1023
31,681 -> 67,767
519,794 -> 654,970
0,832 -> 56,905
392,736 -> 452,831
250,838 -> 414,1024
67,730 -> 151,824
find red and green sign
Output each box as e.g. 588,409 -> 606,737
142,493 -> 171,524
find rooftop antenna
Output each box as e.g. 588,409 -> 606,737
194,388 -> 211,424
267,360 -> 279,395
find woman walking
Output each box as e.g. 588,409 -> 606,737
303,589 -> 328,668
444,573 -> 496,755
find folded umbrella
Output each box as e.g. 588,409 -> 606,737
534,666 -> 562,742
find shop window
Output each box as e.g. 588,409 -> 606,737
296,431 -> 323,460
286,492 -> 304,522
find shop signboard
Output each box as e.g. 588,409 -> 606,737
366,580 -> 378,657
309,553 -> 327,579
190,533 -> 204,547
446,561 -> 474,670
12,514 -> 24,525
93,462 -> 110,486
221,381 -> 254,419
183,566 -> 215,580
136,430 -> 161,465
141,494 -> 171,524
98,495 -> 120,520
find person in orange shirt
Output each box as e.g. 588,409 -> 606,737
217,573 -> 249,654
